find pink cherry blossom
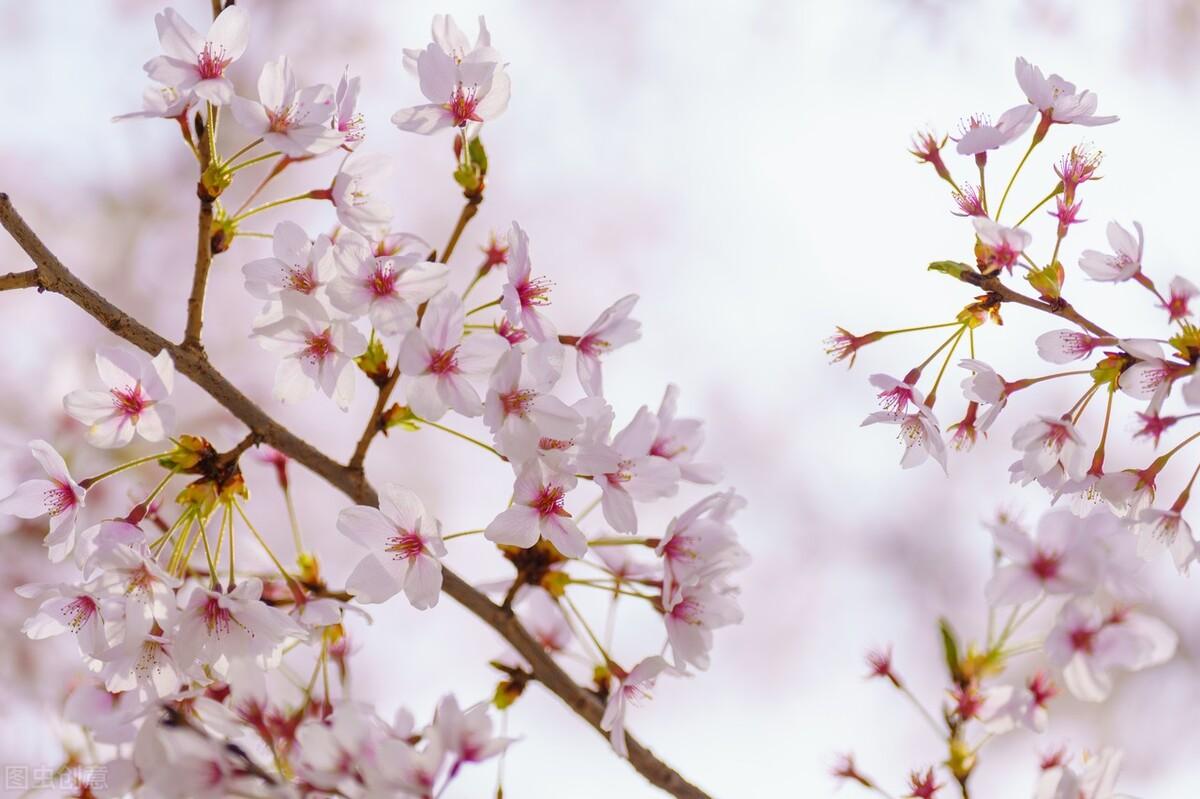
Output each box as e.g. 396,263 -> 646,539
573,294 -> 642,398
171,578 -> 305,669
231,57 -> 340,157
645,384 -> 723,484
337,483 -> 447,609
483,347 -> 582,463
601,656 -> 673,758
1015,57 -> 1118,129
0,440 -> 86,562
1035,329 -> 1104,364
485,461 -> 586,557
398,290 -> 506,419
1132,507 -> 1197,573
241,221 -> 337,303
984,510 -> 1098,606
973,217 -> 1032,275
499,221 -> 555,342
332,67 -> 366,146
1011,416 -> 1088,485
433,694 -> 512,770
64,346 -> 175,449
576,407 -> 680,533
664,582 -> 743,672
392,42 -> 509,135
955,105 -> 1035,155
252,294 -> 367,410
329,152 -> 394,239
862,409 -> 948,474
657,490 -> 748,611
143,6 -> 249,106
1079,221 -> 1143,282
1160,275 -> 1199,322
1036,748 -> 1124,799
328,231 -> 448,336
16,582 -> 107,656
403,15 -> 499,73
114,84 -> 195,122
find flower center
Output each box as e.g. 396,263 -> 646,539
303,330 -> 335,362
1068,625 -> 1096,654
202,597 -> 235,637
60,596 -> 97,632
285,266 -> 317,294
385,530 -> 424,560
1029,549 -> 1060,581
517,276 -> 552,310
446,84 -> 482,127
43,483 -> 78,517
532,485 -> 568,518
112,384 -> 148,417
500,388 -> 536,418
369,266 -> 398,298
197,42 -> 231,81
428,346 -> 459,375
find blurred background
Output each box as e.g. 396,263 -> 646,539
2,0 -> 1199,796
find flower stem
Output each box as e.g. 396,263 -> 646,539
223,137 -> 263,167
234,500 -> 297,588
228,151 -> 282,174
1013,184 -> 1063,228
995,137 -> 1040,222
443,528 -> 485,541
440,199 -> 481,264
79,452 -> 170,489
417,417 -> 504,459
465,298 -> 501,317
232,191 -> 320,223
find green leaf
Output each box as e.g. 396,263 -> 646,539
468,136 -> 488,175
928,260 -> 971,279
939,617 -> 964,683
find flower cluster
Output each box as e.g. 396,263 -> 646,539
829,56 -> 1189,798
0,6 -> 744,797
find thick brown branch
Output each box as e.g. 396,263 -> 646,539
958,271 -> 1113,338
0,192 -> 711,799
0,269 -> 39,291
183,195 -> 215,350
347,367 -> 400,471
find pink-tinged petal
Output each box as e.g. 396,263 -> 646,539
337,505 -> 396,548
273,357 -> 316,404
345,554 -> 402,604
230,95 -> 270,135
541,515 -> 587,558
627,655 -> 671,684
29,440 -> 72,485
272,220 -> 311,264
421,291 -> 465,352
87,414 -> 135,449
984,565 -> 1042,606
600,485 -> 638,534
193,77 -> 235,106
1062,653 -> 1111,702
149,350 -> 175,396
416,44 -> 457,104
381,484 -> 426,531
134,405 -> 169,442
484,505 -> 540,548
576,352 -> 602,397
207,5 -> 250,62
398,330 -> 433,375
64,390 -> 118,425
403,554 -> 443,610
613,407 -> 658,454
156,8 -> 204,60
391,103 -> 453,135
0,479 -> 58,519
475,69 -> 511,121
368,294 -> 417,337
143,55 -> 197,89
404,375 -> 447,421
511,461 -> 543,504
95,348 -> 141,390
439,373 -> 483,418
257,56 -> 293,112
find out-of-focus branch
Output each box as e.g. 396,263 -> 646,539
0,192 -> 712,799
957,271 -> 1113,338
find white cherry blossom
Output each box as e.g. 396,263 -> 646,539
143,6 -> 249,106
64,347 -> 175,449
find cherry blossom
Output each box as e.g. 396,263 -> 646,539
114,84 -> 194,121
231,57 -> 340,157
982,671 -> 1056,734
973,217 -> 1032,275
601,656 -> 672,758
392,41 -> 509,135
664,582 -> 743,671
1036,748 -> 1124,799
646,384 -> 723,483
403,14 -> 498,73
252,293 -> 367,410
499,221 -> 554,341
433,694 -> 512,771
0,440 -> 86,562
573,294 -> 641,397
1160,275 -> 1199,322
64,346 -> 175,449
332,67 -> 366,146
1078,221 -> 1144,282
576,407 -> 680,533
337,483 -> 447,609
1014,56 -> 1118,129
955,105 -> 1035,155
1011,416 -> 1089,485
1035,329 -> 1104,364
862,409 -> 948,473
1132,507 -> 1197,573
398,289 -> 506,419
959,358 -> 1008,431
483,347 -> 582,463
143,6 -> 249,106
171,578 -> 305,669
241,221 -> 336,303
16,582 -> 107,656
328,231 -> 448,336
485,461 -> 586,557
984,510 -> 1098,606
654,490 -> 748,611
329,151 -> 394,239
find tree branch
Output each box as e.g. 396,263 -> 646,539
0,269 -> 38,291
0,192 -> 712,799
347,367 -> 400,471
958,271 -> 1113,338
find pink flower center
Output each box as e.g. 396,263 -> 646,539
112,384 -> 148,417
267,104 -> 299,134
1068,625 -> 1096,654
516,276 -> 552,310
303,330 -> 335,362
538,436 -> 572,451
877,385 -> 915,413
428,346 -> 459,375
500,388 -> 536,418
202,597 -> 234,637
369,266 -> 398,298
1040,423 -> 1071,452
446,84 -> 482,127
1029,549 -> 1061,581
531,484 -> 569,518
197,42 -> 232,81
670,597 -> 701,624
285,266 -> 317,294
606,459 -> 635,486
496,318 -> 528,345
60,595 -> 97,632
43,482 -> 78,517
386,530 -> 424,561
576,333 -> 607,358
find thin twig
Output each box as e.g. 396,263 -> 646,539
957,271 -> 1112,337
